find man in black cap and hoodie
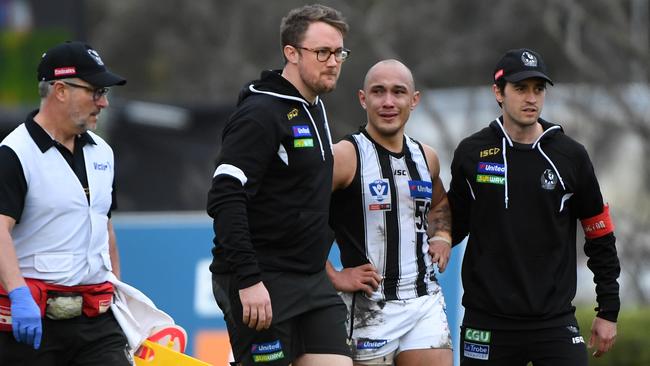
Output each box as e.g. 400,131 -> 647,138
207,4 -> 353,366
0,41 -> 130,365
448,48 -> 620,365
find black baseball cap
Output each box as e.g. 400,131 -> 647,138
493,48 -> 553,85
37,41 -> 126,87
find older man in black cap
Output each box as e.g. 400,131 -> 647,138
0,41 -> 131,365
448,48 -> 620,365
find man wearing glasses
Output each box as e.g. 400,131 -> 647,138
0,41 -> 130,365
207,4 -> 352,366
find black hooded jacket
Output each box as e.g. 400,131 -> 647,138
207,70 -> 334,290
448,117 -> 620,329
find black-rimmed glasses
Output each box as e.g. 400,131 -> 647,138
51,81 -> 110,101
295,46 -> 351,62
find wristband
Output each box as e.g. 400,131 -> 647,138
428,236 -> 451,247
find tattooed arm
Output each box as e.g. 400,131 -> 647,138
422,143 -> 452,272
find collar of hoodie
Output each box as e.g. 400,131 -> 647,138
491,117 -> 566,209
248,84 -> 333,162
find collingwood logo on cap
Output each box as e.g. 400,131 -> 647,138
521,51 -> 537,67
87,49 -> 105,66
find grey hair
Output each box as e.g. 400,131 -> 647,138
38,81 -> 52,98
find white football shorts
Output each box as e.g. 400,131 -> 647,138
340,289 -> 452,363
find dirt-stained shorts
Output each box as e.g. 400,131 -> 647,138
341,289 -> 452,362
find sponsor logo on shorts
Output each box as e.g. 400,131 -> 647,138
356,339 -> 388,350
464,327 -> 491,343
476,174 -> 505,185
566,325 -> 579,334
477,162 -> 505,176
252,351 -> 285,363
572,336 -> 585,344
251,340 -> 282,355
463,341 -> 489,360
292,125 -> 311,137
408,180 -> 432,198
251,340 -> 285,362
294,138 -> 314,148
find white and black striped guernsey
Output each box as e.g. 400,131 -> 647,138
331,129 -> 441,301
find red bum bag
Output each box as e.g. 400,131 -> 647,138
0,278 -> 114,331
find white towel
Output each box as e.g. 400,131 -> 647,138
108,274 -> 175,352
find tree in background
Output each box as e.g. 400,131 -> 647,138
86,0 -> 648,303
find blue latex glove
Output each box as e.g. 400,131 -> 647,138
8,286 -> 42,349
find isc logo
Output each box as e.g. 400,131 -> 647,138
479,147 -> 500,158
572,336 -> 584,344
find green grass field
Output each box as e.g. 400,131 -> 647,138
573,306 -> 650,366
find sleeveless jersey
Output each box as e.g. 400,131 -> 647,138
331,129 -> 440,301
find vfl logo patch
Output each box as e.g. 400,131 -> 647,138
294,138 -> 314,148
356,339 -> 388,350
477,162 -> 505,176
540,168 -> 557,190
479,147 -> 500,158
292,125 -> 311,137
464,342 -> 489,360
408,180 -> 432,199
287,108 -> 299,120
369,179 -> 389,201
464,328 -> 491,343
476,174 -> 505,185
369,179 -> 391,211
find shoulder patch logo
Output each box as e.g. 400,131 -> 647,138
369,179 -> 389,201
287,108 -> 299,120
368,179 -> 392,211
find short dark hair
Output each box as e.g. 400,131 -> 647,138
494,78 -> 506,108
280,4 -> 348,49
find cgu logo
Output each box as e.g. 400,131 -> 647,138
465,328 -> 491,343
480,147 -> 500,158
